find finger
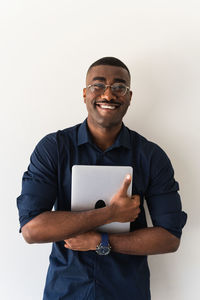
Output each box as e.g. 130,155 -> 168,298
65,241 -> 72,248
132,195 -> 140,206
118,174 -> 132,196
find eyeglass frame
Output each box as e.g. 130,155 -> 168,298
86,83 -> 130,96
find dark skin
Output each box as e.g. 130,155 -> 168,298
22,175 -> 140,244
83,65 -> 132,150
22,65 -> 180,254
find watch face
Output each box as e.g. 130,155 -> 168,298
96,244 -> 111,255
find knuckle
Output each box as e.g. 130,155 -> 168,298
136,195 -> 140,203
133,199 -> 140,208
132,195 -> 140,203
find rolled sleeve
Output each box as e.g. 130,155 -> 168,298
145,145 -> 187,238
17,133 -> 58,231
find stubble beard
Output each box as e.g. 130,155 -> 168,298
88,106 -> 129,130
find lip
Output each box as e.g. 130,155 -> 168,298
95,102 -> 121,110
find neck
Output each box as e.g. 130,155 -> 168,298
86,118 -> 122,151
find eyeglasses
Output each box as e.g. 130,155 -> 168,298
87,83 -> 130,96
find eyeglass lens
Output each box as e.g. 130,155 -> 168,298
89,84 -> 127,96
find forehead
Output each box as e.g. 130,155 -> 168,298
86,65 -> 130,85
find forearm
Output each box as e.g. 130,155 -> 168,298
22,208 -> 112,244
21,177 -> 140,244
109,227 -> 180,255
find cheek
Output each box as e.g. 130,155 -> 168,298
84,98 -> 94,113
85,95 -> 98,107
124,97 -> 131,106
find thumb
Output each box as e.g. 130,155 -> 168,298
118,174 -> 131,196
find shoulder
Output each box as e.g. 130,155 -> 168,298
57,123 -> 81,141
33,123 -> 82,162
36,123 -> 81,148
127,128 -> 176,188
128,128 -> 167,159
126,127 -> 173,176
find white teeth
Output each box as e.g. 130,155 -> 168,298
99,105 -> 116,110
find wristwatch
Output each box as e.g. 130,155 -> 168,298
96,232 -> 111,255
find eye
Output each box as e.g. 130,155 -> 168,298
93,83 -> 105,90
112,84 -> 126,92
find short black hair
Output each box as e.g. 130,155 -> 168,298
87,57 -> 130,79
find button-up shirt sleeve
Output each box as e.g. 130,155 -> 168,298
145,145 -> 187,238
17,133 -> 58,231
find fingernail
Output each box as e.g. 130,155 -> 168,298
126,174 -> 131,180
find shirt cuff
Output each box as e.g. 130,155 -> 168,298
151,211 -> 187,238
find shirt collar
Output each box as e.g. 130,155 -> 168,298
77,119 -> 131,150
77,119 -> 92,146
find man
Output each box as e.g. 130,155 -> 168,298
17,57 -> 187,300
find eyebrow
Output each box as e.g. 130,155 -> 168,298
92,77 -> 127,84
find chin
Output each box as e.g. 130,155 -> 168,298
96,118 -> 122,129
87,109 -> 126,130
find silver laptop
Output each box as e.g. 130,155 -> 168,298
71,165 -> 133,233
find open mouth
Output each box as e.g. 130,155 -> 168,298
95,103 -> 121,110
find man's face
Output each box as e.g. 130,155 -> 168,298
83,65 -> 132,129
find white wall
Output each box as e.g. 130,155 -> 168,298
0,1 -> 199,299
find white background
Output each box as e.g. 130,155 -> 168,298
0,1 -> 199,299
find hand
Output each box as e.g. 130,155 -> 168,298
64,231 -> 101,251
109,174 -> 140,223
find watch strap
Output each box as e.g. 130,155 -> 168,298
101,232 -> 109,247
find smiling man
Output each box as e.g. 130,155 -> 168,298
17,57 -> 187,300
84,64 -> 131,128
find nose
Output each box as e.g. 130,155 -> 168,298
101,86 -> 116,101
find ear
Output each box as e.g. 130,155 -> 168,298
129,90 -> 133,103
83,88 -> 86,103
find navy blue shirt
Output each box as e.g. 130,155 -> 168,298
17,119 -> 187,300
